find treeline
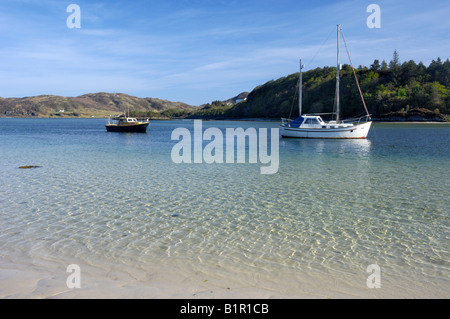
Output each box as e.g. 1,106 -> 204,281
191,51 -> 449,120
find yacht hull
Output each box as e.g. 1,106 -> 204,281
280,121 -> 371,139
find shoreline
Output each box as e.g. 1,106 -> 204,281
2,259 -> 448,299
0,259 -> 322,299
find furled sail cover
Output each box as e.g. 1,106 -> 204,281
288,116 -> 304,128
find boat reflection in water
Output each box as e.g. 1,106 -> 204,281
105,114 -> 149,133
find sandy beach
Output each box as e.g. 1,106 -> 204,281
2,256 -> 448,299
0,262 -> 316,299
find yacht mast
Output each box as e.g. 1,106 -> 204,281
299,59 -> 303,116
336,24 -> 340,123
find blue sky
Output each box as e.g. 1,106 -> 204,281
0,0 -> 449,105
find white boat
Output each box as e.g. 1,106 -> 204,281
281,24 -> 372,139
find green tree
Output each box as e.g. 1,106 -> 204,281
389,50 -> 400,69
389,50 -> 401,85
370,59 -> 381,71
400,60 -> 418,84
428,81 -> 448,112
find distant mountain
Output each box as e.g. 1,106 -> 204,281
0,92 -> 196,118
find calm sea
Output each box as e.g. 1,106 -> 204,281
0,118 -> 449,298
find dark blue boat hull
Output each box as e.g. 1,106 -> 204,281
105,123 -> 149,133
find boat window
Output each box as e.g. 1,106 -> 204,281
305,118 -> 319,125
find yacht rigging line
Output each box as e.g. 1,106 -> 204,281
340,28 -> 371,119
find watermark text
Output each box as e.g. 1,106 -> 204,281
66,4 -> 81,29
171,120 -> 279,174
66,264 -> 81,288
366,4 -> 381,29
366,264 -> 381,288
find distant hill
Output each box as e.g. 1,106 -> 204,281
222,92 -> 249,105
0,92 -> 196,118
186,92 -> 249,119
226,57 -> 449,120
189,55 -> 450,121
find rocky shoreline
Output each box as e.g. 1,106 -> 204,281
372,108 -> 447,122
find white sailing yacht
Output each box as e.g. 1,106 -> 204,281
280,24 -> 372,139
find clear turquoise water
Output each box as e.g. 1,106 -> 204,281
0,119 -> 449,297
